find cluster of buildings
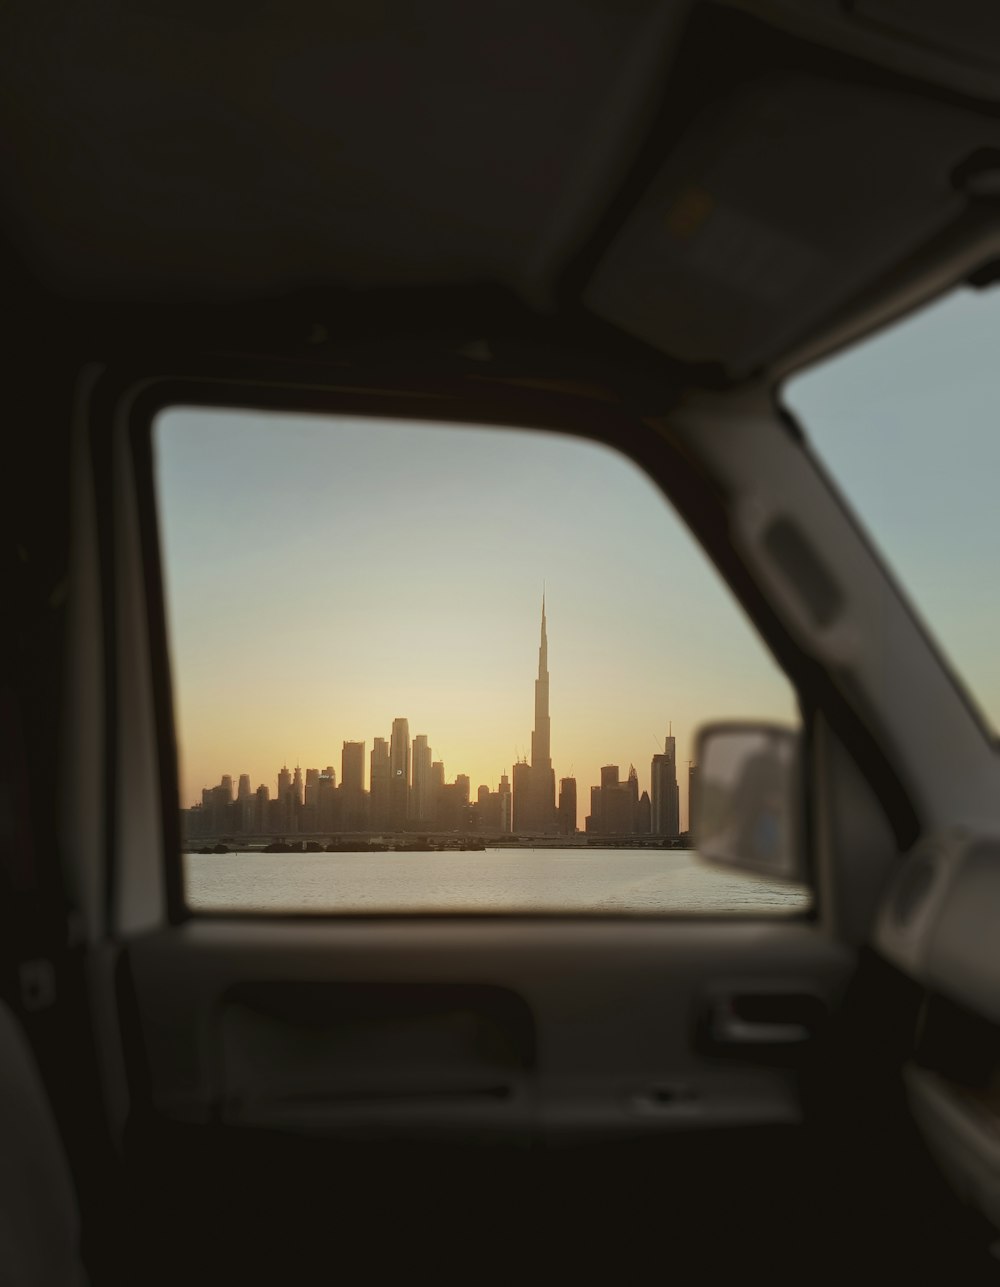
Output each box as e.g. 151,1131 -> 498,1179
584,735 -> 697,838
182,600 -> 696,843
187,727 -> 511,842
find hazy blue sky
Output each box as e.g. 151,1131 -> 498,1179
785,285 -> 1000,737
155,409 -> 796,824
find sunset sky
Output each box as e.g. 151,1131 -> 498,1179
155,408 -> 796,828
154,285 -> 1000,831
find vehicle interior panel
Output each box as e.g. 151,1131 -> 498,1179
5,1 -> 1000,1283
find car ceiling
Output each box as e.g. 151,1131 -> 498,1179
1,0 -> 998,381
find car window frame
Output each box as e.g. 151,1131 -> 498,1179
100,356 -> 877,927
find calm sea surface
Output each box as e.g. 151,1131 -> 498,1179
184,847 -> 810,915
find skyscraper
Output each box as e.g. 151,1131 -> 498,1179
237,774 -> 253,831
341,741 -> 366,830
558,777 -> 577,834
276,765 -> 293,832
588,784 -> 602,832
498,773 -> 512,834
411,734 -> 433,824
316,771 -> 337,831
687,761 -> 699,837
512,759 -> 531,833
431,760 -> 446,823
389,717 -> 410,829
370,738 -> 390,830
341,742 -> 365,794
532,597 -> 551,779
255,783 -> 270,833
586,765 -> 639,835
651,732 -> 680,838
513,597 -> 557,834
637,790 -> 652,834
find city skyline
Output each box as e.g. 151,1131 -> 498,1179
181,600 -> 687,835
186,745 -> 689,832
157,409 -> 798,824
173,596 -> 708,827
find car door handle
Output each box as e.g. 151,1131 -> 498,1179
710,1011 -> 809,1045
706,993 -> 823,1047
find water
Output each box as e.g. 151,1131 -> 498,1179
184,847 -> 810,915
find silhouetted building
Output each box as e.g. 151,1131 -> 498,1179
498,773 -> 512,834
637,790 -> 651,835
586,765 -> 616,832
182,806 -> 207,841
342,742 -> 364,794
688,762 -> 699,837
276,765 -> 292,831
472,775 -> 512,834
606,765 -> 638,834
512,759 -> 532,833
388,718 -> 410,828
255,783 -> 270,833
292,764 -> 304,807
513,598 -> 557,833
651,732 -> 680,838
370,738 -> 390,830
558,777 -> 577,834
586,764 -> 639,835
411,734 -> 433,824
316,771 -> 337,831
237,774 -> 254,830
304,768 -> 320,808
474,783 -> 501,832
341,741 -> 366,830
200,778 -> 233,836
588,784 -> 602,832
438,774 -> 471,831
430,760 -> 445,823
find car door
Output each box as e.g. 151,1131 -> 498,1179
61,346 -> 994,1285
781,282 -> 1000,1272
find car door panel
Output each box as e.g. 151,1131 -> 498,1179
111,916 -> 856,1280
123,918 -> 851,1134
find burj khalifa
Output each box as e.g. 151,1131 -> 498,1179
513,597 -> 557,833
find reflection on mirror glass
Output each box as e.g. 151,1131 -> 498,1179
154,408 -> 811,915
695,727 -> 800,882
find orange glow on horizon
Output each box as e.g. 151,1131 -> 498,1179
157,408 -> 797,832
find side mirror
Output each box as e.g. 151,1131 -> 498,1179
693,722 -> 804,883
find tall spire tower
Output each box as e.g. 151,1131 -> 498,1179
514,595 -> 557,834
531,595 -> 552,772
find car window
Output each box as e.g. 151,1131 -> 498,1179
784,287 -> 1000,737
153,407 -> 808,915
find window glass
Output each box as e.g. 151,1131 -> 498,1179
784,288 -> 1000,735
154,408 -> 806,914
